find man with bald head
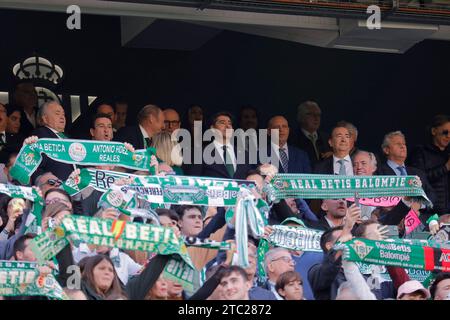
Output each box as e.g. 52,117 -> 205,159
294,101 -> 332,165
267,115 -> 311,173
115,104 -> 165,149
163,108 -> 181,135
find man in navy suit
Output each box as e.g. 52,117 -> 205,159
30,101 -> 75,184
114,104 -> 165,150
186,111 -> 255,179
266,115 -> 311,174
313,125 -> 354,176
376,131 -> 437,208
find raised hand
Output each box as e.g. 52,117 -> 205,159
263,225 -> 274,239
23,136 -> 38,145
100,208 -> 120,220
124,142 -> 135,153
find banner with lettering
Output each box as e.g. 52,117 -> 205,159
265,174 -> 431,205
267,225 -> 323,252
64,168 -> 255,207
0,261 -> 68,300
10,139 -> 156,184
101,175 -> 255,208
30,215 -> 194,270
338,238 -> 450,272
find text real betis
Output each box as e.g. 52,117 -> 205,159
288,177 -> 408,190
62,217 -> 179,243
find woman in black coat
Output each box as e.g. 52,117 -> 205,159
409,114 -> 450,215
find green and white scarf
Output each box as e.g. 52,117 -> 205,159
0,184 -> 44,234
265,174 -> 431,205
355,262 -> 433,285
234,189 -> 266,268
163,257 -> 202,295
337,238 -> 450,272
267,225 -> 323,252
64,168 -> 255,207
0,261 -> 68,300
10,139 -> 156,184
30,215 -> 194,270
184,237 -> 232,251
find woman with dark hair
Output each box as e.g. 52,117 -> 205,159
81,254 -> 126,300
409,114 -> 450,215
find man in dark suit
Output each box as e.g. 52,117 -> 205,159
114,104 -> 165,150
314,125 -> 354,176
0,103 -> 24,164
11,80 -> 39,137
376,130 -> 437,208
30,101 -> 74,184
266,115 -> 311,174
293,101 -> 332,166
185,111 -> 255,179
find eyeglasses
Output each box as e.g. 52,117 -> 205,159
164,120 -> 180,127
440,130 -> 449,137
44,179 -> 62,186
45,198 -> 69,206
271,256 -> 296,265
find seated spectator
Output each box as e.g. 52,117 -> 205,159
151,131 -> 183,175
276,271 -> 305,300
430,272 -> 450,300
263,248 -> 296,299
163,108 -> 181,135
397,280 -> 430,300
217,265 -> 252,300
145,274 -> 169,300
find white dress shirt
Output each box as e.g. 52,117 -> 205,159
139,124 -> 149,139
333,155 -> 354,176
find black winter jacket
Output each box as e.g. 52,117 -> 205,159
409,143 -> 449,214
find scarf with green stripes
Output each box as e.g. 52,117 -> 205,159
0,184 -> 44,234
337,238 -> 450,272
10,139 -> 156,184
264,174 -> 432,205
0,261 -> 68,300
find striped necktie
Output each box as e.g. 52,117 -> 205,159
279,147 -> 289,173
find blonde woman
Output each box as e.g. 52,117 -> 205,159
151,132 -> 184,175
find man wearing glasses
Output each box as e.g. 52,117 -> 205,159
163,109 -> 181,135
35,173 -> 62,196
263,247 -> 296,300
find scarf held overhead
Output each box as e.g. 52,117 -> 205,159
10,139 -> 156,184
265,174 -> 431,206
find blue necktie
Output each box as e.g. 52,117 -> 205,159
279,147 -> 289,173
338,159 -> 347,175
397,166 -> 407,176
